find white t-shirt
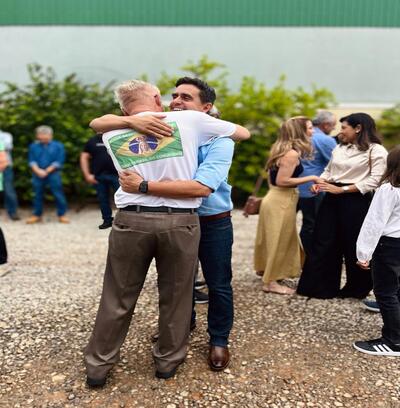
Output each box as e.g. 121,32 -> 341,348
102,110 -> 236,208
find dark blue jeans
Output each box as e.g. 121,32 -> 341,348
372,236 -> 400,346
32,172 -> 67,216
3,166 -> 18,216
196,216 -> 234,347
94,174 -> 120,222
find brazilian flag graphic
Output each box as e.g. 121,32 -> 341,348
108,122 -> 183,169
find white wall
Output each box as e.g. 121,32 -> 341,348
1,26 -> 399,104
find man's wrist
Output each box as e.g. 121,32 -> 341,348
126,116 -> 139,130
342,186 -> 350,193
138,180 -> 148,194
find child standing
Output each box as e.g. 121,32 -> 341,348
354,145 -> 400,356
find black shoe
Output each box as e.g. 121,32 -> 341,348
9,214 -> 21,221
194,289 -> 208,304
98,220 -> 113,229
362,299 -> 380,313
155,366 -> 178,379
353,338 -> 400,356
86,376 -> 107,388
194,280 -> 206,290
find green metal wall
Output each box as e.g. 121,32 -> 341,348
1,0 -> 400,27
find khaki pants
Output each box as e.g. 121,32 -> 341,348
84,210 -> 200,378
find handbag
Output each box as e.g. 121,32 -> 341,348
243,166 -> 267,217
243,194 -> 262,216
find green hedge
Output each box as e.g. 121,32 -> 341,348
0,64 -> 118,202
0,58 -> 335,204
377,104 -> 400,151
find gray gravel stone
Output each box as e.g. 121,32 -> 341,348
0,208 -> 399,407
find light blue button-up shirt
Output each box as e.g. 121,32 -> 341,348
298,127 -> 337,198
194,137 -> 234,216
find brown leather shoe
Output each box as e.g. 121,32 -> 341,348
26,215 -> 42,224
208,346 -> 230,371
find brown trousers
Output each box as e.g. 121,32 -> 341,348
84,210 -> 200,378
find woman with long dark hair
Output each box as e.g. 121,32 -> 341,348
297,113 -> 388,299
254,116 -> 322,295
354,145 -> 400,355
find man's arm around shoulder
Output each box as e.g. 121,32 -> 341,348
89,114 -> 173,139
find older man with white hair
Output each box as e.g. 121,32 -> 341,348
26,125 -> 69,224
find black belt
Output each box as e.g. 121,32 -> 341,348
121,205 -> 197,214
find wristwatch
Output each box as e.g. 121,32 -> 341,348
138,180 -> 148,194
342,186 -> 350,192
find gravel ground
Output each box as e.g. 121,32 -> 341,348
0,208 -> 399,408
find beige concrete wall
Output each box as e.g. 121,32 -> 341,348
1,26 -> 400,104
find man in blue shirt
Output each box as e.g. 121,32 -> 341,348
117,77 -> 249,372
298,111 -> 337,255
26,125 -> 69,224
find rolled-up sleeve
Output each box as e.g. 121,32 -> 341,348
355,145 -> 388,194
51,142 -> 65,169
194,138 -> 234,191
28,144 -> 37,167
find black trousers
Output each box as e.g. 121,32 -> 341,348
297,191 -> 372,299
0,227 -> 7,264
372,236 -> 400,346
297,195 -> 324,257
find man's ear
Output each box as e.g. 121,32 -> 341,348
155,94 -> 163,108
321,123 -> 329,132
203,103 -> 213,113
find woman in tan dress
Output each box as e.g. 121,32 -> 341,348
254,116 -> 322,295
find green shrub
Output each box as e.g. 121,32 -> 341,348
377,104 -> 400,150
0,64 -> 118,202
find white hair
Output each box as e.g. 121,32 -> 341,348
114,80 -> 160,110
35,125 -> 53,135
313,111 -> 336,126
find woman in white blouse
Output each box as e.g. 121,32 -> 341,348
354,145 -> 400,356
297,113 -> 388,299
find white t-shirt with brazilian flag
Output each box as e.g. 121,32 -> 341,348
102,110 -> 236,208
